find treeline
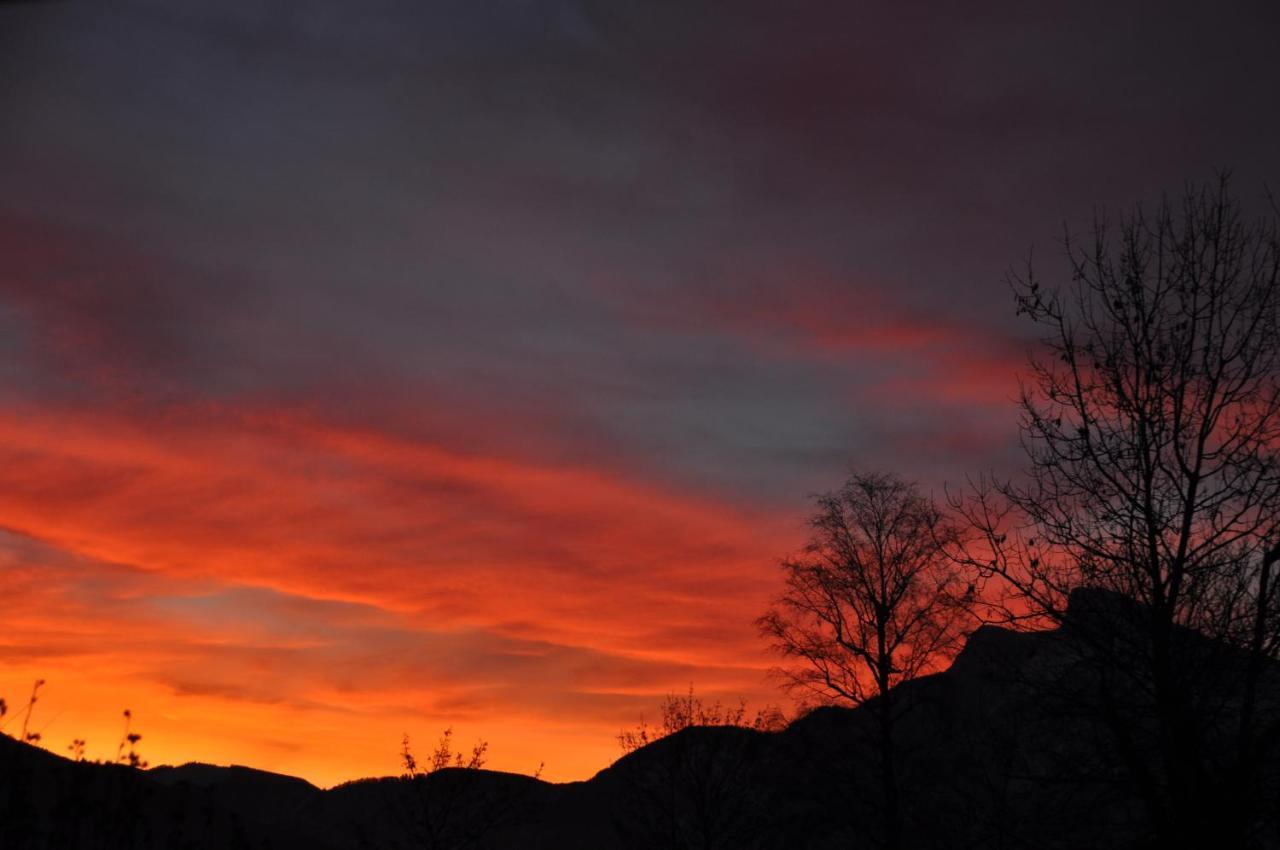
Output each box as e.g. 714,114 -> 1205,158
748,177 -> 1280,850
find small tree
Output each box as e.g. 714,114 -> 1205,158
397,728 -> 491,850
613,688 -> 786,850
617,687 -> 786,754
402,728 -> 488,777
758,470 -> 965,850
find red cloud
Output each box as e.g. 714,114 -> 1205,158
0,402 -> 797,784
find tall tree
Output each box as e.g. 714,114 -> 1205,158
951,177 -> 1280,848
758,470 -> 965,850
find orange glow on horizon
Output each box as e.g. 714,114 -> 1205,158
0,403 -> 802,785
0,229 -> 1028,786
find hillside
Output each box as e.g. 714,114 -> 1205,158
2,588 -> 1277,849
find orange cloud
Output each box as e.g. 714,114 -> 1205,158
0,402 -> 799,784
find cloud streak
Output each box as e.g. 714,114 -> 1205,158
0,403 -> 791,782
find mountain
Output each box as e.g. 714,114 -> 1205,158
147,762 -> 319,827
2,588 -> 1277,849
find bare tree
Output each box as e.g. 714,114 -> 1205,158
617,687 -> 787,755
758,470 -> 965,850
950,177 -> 1280,848
612,688 -> 787,850
395,728 -> 497,850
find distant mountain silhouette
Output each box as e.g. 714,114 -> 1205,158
148,762 -> 319,826
3,588 -> 1277,848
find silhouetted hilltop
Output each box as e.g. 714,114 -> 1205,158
148,762 -> 319,826
0,732 -> 302,849
3,588 -> 1277,848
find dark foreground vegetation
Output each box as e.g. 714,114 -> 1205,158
1,589 -> 1278,849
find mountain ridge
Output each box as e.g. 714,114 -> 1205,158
2,588 -> 1276,848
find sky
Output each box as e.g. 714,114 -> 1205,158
1,0 -> 1278,786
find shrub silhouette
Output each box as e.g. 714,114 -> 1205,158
612,687 -> 787,850
388,728 -> 531,850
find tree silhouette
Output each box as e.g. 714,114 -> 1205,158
612,688 -> 786,850
616,687 -> 786,755
395,728 -> 493,850
950,176 -> 1280,848
758,470 -> 966,850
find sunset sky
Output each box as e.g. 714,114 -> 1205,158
1,1 -> 1278,786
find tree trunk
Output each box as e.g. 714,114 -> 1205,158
1149,604 -> 1218,850
878,684 -> 900,850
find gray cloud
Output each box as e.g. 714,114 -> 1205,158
2,0 -> 1276,503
